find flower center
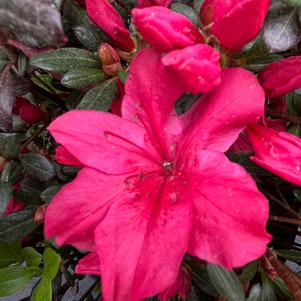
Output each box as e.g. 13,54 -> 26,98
163,161 -> 174,174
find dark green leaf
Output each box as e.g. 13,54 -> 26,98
0,183 -> 12,215
276,249 -> 301,263
247,284 -> 261,301
240,261 -> 260,284
0,265 -> 37,297
260,271 -> 277,301
21,247 -> 42,267
282,0 -> 301,6
77,78 -> 118,111
263,6 -> 300,53
17,54 -> 29,77
61,68 -> 105,89
193,0 -> 204,13
0,209 -> 37,242
1,161 -> 23,184
20,153 -> 56,182
73,25 -> 103,52
40,185 -> 62,204
207,263 -> 246,301
0,133 -> 24,158
30,48 -> 100,74
0,241 -> 22,269
272,277 -> 292,300
0,0 -> 65,47
171,3 -> 200,26
118,69 -> 129,83
0,66 -> 15,131
0,59 -> 8,73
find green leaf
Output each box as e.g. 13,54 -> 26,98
30,48 -> 100,74
247,284 -> 261,301
263,6 -> 301,53
193,0 -> 204,13
282,0 -> 301,6
171,3 -> 200,26
21,247 -> 42,267
0,209 -> 37,242
0,242 -> 23,269
207,263 -> 246,301
240,261 -> 260,284
77,78 -> 118,111
40,185 -> 62,204
61,68 -> 105,89
276,249 -> 301,263
260,271 -> 277,301
272,277 -> 292,300
0,183 -> 12,215
31,278 -> 52,301
0,265 -> 36,297
20,153 -> 56,182
0,133 -> 24,158
43,248 -> 61,281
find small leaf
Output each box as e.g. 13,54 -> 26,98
0,0 -> 65,47
272,277 -> 292,300
43,248 -> 61,281
276,249 -> 301,263
0,242 -> 23,269
240,261 -> 260,284
207,263 -> 246,301
77,78 -> 118,111
40,185 -> 62,204
20,153 -> 56,182
247,284 -> 261,301
73,25 -> 103,51
260,271 -> 277,301
171,3 -> 200,26
0,161 -> 23,184
30,48 -> 100,74
21,247 -> 42,267
0,265 -> 36,297
282,0 -> 301,6
263,6 -> 301,53
0,209 -> 37,242
61,68 -> 105,89
0,133 -> 24,158
0,66 -> 15,131
31,278 -> 52,301
0,183 -> 12,215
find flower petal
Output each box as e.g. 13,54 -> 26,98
122,48 -> 185,158
95,176 -> 192,301
45,167 -> 129,251
184,150 -> 271,269
55,146 -> 83,167
86,0 -> 134,51
180,68 -> 265,153
76,252 -> 101,276
48,110 -> 159,174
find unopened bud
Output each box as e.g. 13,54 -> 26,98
34,204 -> 48,224
0,156 -> 7,172
99,43 -> 120,66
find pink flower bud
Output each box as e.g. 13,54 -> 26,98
34,204 -> 48,225
200,0 -> 270,50
86,0 -> 135,51
246,123 -> 301,186
14,97 -> 46,124
258,56 -> 301,98
132,6 -> 204,52
162,44 -> 221,94
99,43 -> 120,65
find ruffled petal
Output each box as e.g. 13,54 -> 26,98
180,68 -> 265,153
122,48 -> 185,159
48,110 -> 159,174
95,176 -> 192,301
76,252 -> 101,276
45,167 -> 129,251
55,146 -> 83,167
184,150 -> 271,269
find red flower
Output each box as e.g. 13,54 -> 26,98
246,123 -> 301,186
45,48 -> 270,301
14,97 -> 46,124
162,44 -> 221,94
200,0 -> 270,50
258,56 -> 301,98
86,0 -> 135,51
132,6 -> 204,52
137,0 -> 171,8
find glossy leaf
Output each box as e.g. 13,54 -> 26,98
0,242 -> 22,269
21,247 -> 42,267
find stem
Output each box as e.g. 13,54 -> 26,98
269,215 -> 301,226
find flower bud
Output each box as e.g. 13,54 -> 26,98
258,56 -> 301,98
246,123 -> 301,186
162,44 -> 221,94
34,204 -> 48,225
99,43 -> 120,65
200,0 -> 270,50
132,6 -> 204,52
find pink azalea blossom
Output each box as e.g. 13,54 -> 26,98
132,6 -> 204,52
3,183 -> 25,217
45,48 -> 271,301
246,123 -> 301,186
86,0 -> 135,51
200,0 -> 270,50
137,0 -> 171,8
258,56 -> 301,98
162,44 -> 221,94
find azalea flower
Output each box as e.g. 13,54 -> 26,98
162,44 -> 221,94
258,56 -> 301,98
45,48 -> 271,301
246,123 -> 301,186
86,0 -> 135,51
137,0 -> 171,8
200,0 -> 270,50
132,6 -> 204,52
